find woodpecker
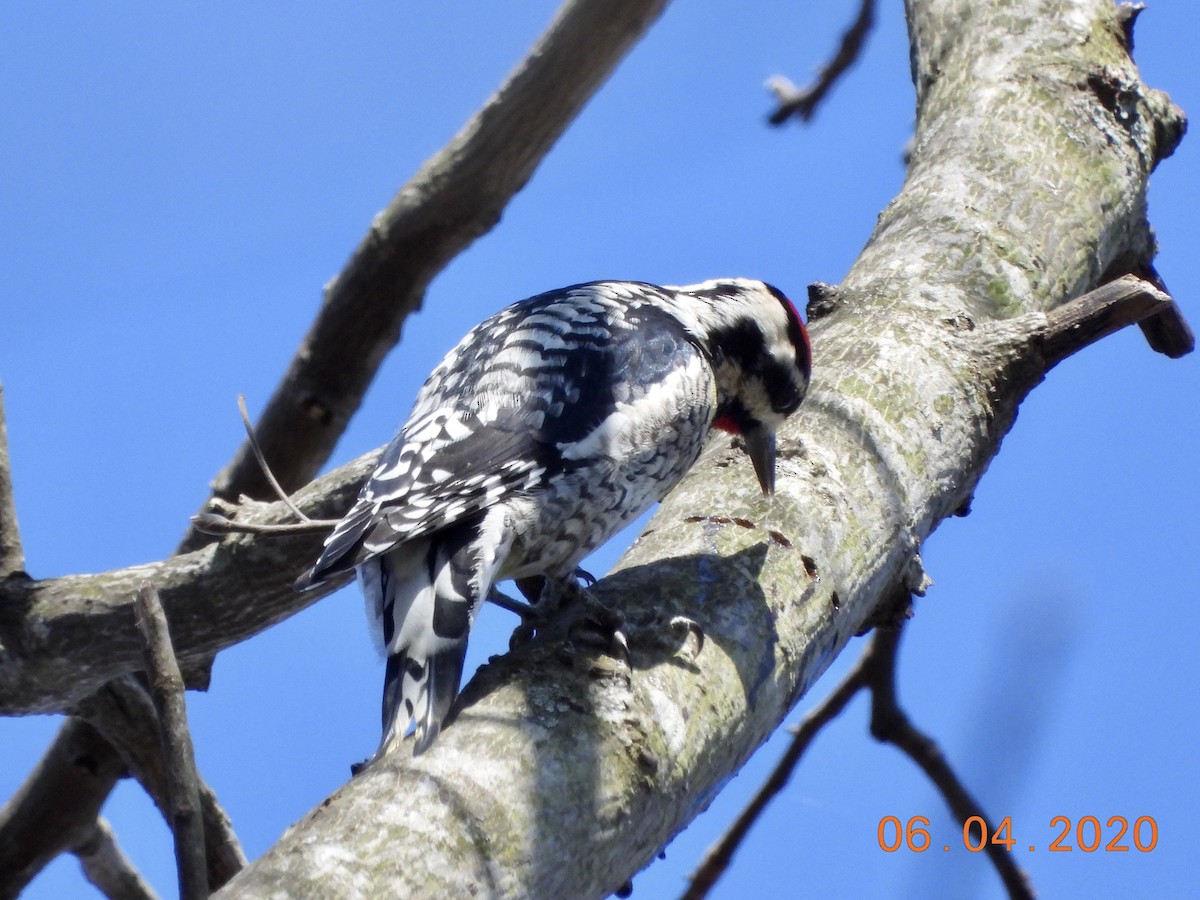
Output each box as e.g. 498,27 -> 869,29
294,279 -> 812,760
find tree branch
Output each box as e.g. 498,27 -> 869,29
71,818 -> 158,900
0,451 -> 374,716
0,719 -> 127,895
134,583 -> 208,900
765,0 -> 875,125
0,384 -> 24,578
72,677 -> 247,890
1039,275 -> 1179,366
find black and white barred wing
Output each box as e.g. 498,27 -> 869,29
296,283 -> 712,589
296,409 -> 546,588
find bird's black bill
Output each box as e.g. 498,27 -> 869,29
743,428 -> 776,495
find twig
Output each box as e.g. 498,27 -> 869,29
766,0 -> 875,125
134,582 -> 208,900
238,394 -> 313,523
190,511 -> 339,537
865,626 -> 1036,900
0,383 -> 25,577
71,818 -> 159,900
681,653 -> 871,899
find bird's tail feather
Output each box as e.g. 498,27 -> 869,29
366,527 -> 486,759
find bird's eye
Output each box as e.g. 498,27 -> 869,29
771,383 -> 805,415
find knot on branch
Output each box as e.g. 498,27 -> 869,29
806,281 -> 845,321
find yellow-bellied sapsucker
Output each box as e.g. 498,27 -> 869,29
294,279 -> 812,760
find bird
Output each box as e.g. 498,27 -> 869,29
294,279 -> 812,761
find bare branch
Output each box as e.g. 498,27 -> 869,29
134,583 -> 207,900
0,719 -> 127,895
1039,274 -> 1182,366
765,0 -> 875,125
865,626 -> 1036,900
71,818 -> 158,900
0,450 -> 374,716
0,383 -> 24,577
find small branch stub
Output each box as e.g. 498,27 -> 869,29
1040,274 -> 1184,367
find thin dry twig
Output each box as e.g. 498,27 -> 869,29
865,626 -> 1036,900
135,583 -> 208,900
190,511 -> 338,537
766,0 -> 875,125
684,620 -> 1037,900
71,818 -> 159,900
0,383 -> 25,577
237,394 -> 313,524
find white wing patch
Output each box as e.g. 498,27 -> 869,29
559,355 -> 709,461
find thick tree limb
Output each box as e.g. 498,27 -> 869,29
766,0 -> 876,125
0,451 -> 374,715
134,583 -> 209,900
0,385 -> 23,578
71,818 -> 158,900
208,4 -> 1187,895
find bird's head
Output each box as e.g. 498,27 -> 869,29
671,278 -> 811,494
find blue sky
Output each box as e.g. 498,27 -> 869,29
2,3 -> 1196,898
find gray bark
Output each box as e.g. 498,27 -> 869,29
210,1 -> 1185,897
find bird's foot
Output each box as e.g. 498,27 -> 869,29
496,572 -> 630,660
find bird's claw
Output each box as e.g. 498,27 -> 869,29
566,594 -> 631,663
